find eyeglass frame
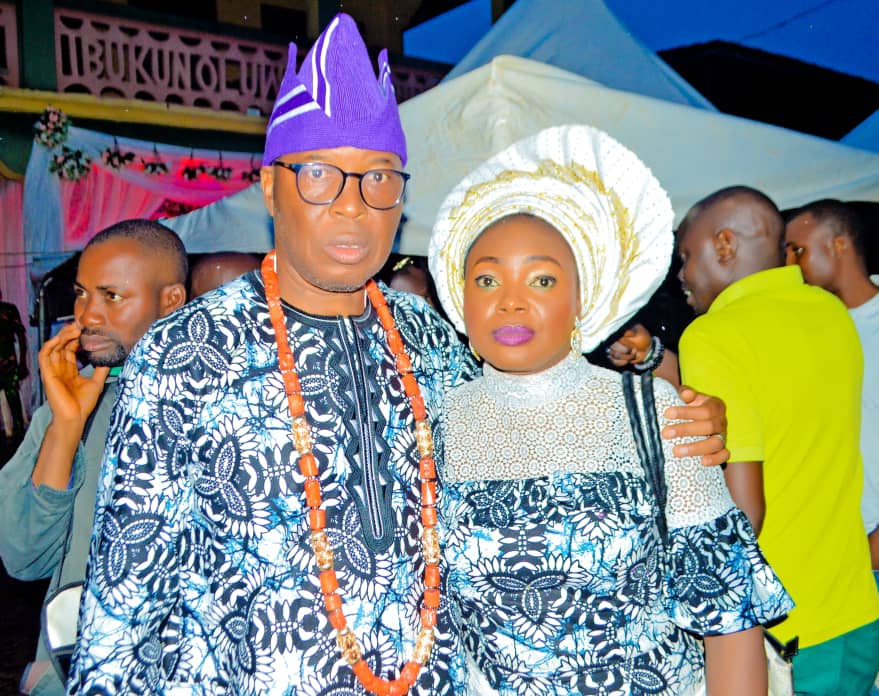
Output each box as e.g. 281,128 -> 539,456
272,160 -> 411,211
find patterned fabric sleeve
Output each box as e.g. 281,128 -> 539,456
651,378 -> 794,636
443,330 -> 478,391
382,285 -> 479,392
69,315 -> 198,694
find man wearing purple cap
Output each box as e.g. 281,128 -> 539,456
69,14 -> 729,695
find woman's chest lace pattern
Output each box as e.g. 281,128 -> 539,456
444,380 -> 641,482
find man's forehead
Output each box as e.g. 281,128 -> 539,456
78,239 -> 161,282
688,195 -> 760,237
700,197 -> 742,226
279,146 -> 401,166
786,213 -> 829,240
83,236 -> 145,255
678,209 -> 715,244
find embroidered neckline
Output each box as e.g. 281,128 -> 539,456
480,353 -> 594,408
261,251 -> 438,696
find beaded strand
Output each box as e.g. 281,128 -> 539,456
261,251 -> 440,696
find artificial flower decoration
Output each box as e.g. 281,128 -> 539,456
157,199 -> 197,218
206,153 -> 232,181
242,155 -> 261,183
48,146 -> 92,181
181,151 -> 204,181
142,144 -> 169,176
101,137 -> 136,170
33,106 -> 70,149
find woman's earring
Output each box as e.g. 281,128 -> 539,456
570,324 -> 582,354
469,341 -> 482,362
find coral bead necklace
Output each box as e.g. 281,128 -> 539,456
261,251 -> 440,696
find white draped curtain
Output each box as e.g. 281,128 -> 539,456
25,124 -> 261,281
0,177 -> 32,410
18,120 -> 262,412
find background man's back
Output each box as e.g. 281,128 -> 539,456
679,267 -> 878,650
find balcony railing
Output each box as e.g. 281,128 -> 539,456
54,8 -> 288,115
51,8 -> 444,117
0,2 -> 19,88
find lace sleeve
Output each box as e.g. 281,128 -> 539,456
650,378 -> 794,635
651,377 -> 736,530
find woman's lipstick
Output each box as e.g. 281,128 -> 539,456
492,325 -> 535,346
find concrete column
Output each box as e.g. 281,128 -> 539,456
20,0 -> 56,90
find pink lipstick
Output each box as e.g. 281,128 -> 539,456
492,325 -> 535,346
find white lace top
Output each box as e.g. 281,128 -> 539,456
443,353 -> 734,530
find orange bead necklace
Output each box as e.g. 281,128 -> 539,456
261,251 -> 440,696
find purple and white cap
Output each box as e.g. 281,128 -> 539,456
263,14 -> 407,166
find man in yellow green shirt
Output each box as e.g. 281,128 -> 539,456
676,185 -> 879,695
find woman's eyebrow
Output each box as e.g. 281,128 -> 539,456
526,255 -> 562,266
469,255 -> 500,265
471,255 -> 562,266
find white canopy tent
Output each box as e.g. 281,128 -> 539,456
166,57 -> 879,256
168,182 -> 273,254
842,109 -> 879,153
444,0 -> 714,111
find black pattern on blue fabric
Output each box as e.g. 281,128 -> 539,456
68,273 -> 477,695
443,472 -> 793,695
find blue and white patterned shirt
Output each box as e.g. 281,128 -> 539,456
69,272 -> 477,695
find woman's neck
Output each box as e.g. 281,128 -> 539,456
480,353 -> 593,408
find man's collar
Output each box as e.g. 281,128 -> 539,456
708,265 -> 803,315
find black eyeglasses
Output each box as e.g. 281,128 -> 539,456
272,161 -> 410,210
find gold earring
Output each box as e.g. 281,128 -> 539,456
469,341 -> 481,362
570,324 -> 582,354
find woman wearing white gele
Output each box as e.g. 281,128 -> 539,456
428,125 -> 793,695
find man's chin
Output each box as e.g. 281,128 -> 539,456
307,271 -> 371,295
85,349 -> 127,368
320,281 -> 368,293
685,294 -> 706,315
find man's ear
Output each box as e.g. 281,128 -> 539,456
260,166 -> 275,218
159,283 -> 187,317
714,228 -> 737,262
831,233 -> 849,258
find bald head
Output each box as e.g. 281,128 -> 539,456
676,186 -> 784,314
190,252 -> 260,298
681,186 -> 784,252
